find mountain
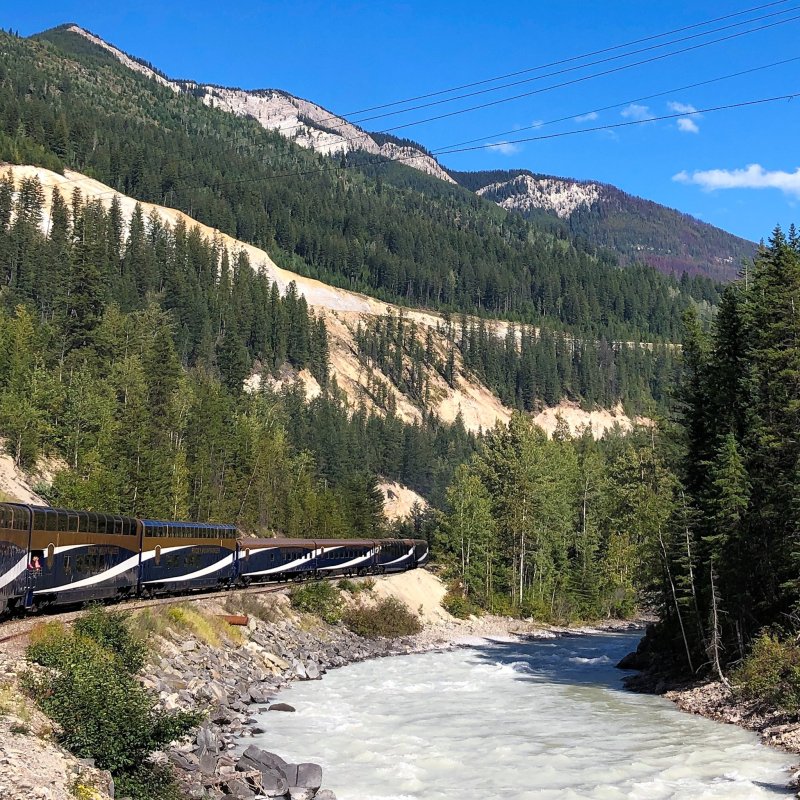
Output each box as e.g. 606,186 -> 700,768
7,24 -> 717,346
52,25 -> 455,185
452,169 -> 754,282
37,26 -> 751,284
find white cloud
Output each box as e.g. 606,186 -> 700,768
621,103 -> 654,122
574,111 -> 599,123
669,101 -> 702,134
668,101 -> 699,115
531,119 -> 544,129
673,164 -> 800,197
487,140 -> 521,155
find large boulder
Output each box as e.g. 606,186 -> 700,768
315,791 -> 337,800
259,768 -> 289,797
222,778 -> 256,800
269,702 -> 296,712
295,763 -> 323,791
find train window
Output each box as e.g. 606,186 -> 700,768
86,514 -> 98,535
270,553 -> 275,562
64,555 -> 72,575
46,543 -> 55,569
45,512 -> 57,532
0,507 -> 6,528
33,511 -> 46,530
57,512 -> 69,532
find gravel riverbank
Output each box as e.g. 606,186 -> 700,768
0,571 -> 645,800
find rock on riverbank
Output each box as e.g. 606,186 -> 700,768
144,588 -> 431,799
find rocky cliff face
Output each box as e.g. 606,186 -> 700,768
64,26 -> 455,185
477,173 -> 603,219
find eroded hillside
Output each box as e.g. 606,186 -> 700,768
6,164 -> 646,438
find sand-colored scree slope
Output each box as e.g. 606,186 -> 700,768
5,164 -> 645,437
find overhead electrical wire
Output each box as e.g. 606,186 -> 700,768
338,0 -> 794,118
272,1 -> 799,139
255,9 -> 800,156
432,55 -> 800,155
378,12 -> 800,135
348,4 -> 800,126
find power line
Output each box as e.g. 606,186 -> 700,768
293,0 -> 795,128
348,4 -> 800,127
432,56 -> 800,155
431,92 -> 800,155
379,13 -> 800,135
257,10 -> 800,156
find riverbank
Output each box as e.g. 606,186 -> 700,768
666,680 -> 800,760
0,571 -> 644,800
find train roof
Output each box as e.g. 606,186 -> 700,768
140,519 -> 237,530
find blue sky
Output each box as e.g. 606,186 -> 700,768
7,1 -> 800,242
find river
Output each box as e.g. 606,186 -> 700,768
250,631 -> 795,799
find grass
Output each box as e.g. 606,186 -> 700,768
223,592 -> 283,623
0,683 -> 32,729
130,603 -> 243,647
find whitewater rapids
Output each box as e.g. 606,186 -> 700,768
250,631 -> 795,799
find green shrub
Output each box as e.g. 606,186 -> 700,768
74,605 -> 148,673
25,608 -> 200,800
290,581 -> 343,624
338,578 -> 373,595
343,597 -> 422,639
442,590 -> 478,619
732,633 -> 800,712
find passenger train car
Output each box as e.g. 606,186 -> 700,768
0,503 -> 429,614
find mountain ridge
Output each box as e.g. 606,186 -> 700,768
451,168 -> 755,281
36,24 -> 753,282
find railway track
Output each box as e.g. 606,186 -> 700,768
0,580 -> 300,649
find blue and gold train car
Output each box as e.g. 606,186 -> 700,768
138,519 -> 238,593
27,505 -> 141,608
0,504 -> 32,613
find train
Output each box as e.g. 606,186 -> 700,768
0,503 -> 429,614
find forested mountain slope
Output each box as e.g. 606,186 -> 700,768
10,23 -> 717,340
44,25 -> 456,184
453,169 -> 755,282
40,25 -> 754,285
4,163 -> 660,432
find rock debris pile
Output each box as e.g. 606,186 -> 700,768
146,594 -> 421,799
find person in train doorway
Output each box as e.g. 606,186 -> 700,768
28,554 -> 41,573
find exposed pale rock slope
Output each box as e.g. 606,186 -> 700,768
65,25 -> 454,184
6,164 -> 642,440
478,173 -> 602,219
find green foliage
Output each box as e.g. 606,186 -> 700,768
433,416 -> 676,622
648,226 -> 800,678
343,597 -> 422,639
442,589 -> 480,619
4,27 -> 718,352
25,609 -> 199,800
290,581 -> 344,624
732,633 -> 800,712
73,605 -> 147,673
